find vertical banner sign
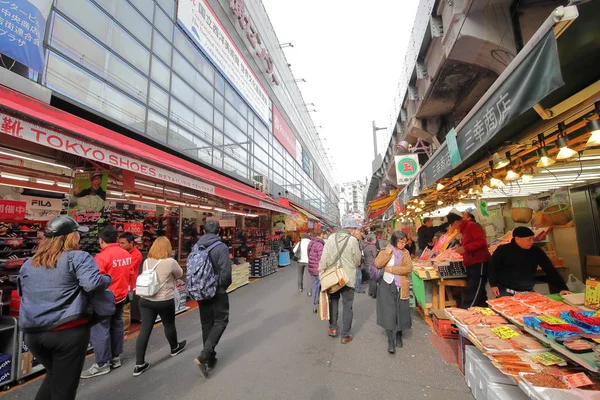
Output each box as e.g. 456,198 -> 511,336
445,128 -> 462,168
0,0 -> 52,72
394,154 -> 420,185
69,171 -> 108,224
272,104 -> 297,159
177,0 -> 271,124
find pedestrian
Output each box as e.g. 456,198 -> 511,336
318,224 -> 361,344
374,231 -> 413,353
193,220 -> 232,378
447,213 -> 491,308
417,217 -> 436,252
307,229 -> 326,313
362,234 -> 379,298
118,232 -> 143,339
293,232 -> 311,294
405,236 -> 417,256
18,216 -> 111,400
353,229 -> 366,294
82,226 -> 134,378
133,236 -> 186,376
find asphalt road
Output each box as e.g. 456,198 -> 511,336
3,265 -> 473,400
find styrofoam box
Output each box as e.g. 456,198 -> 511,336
487,383 -> 528,400
465,345 -> 486,389
474,351 -> 515,386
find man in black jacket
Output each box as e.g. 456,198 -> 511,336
194,220 -> 232,378
489,227 -> 570,297
417,218 -> 435,252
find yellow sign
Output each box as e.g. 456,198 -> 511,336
472,307 -> 496,316
491,326 -> 521,340
532,352 -> 566,366
585,279 -> 600,309
538,316 -> 568,325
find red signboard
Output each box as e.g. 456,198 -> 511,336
272,104 -> 297,158
0,200 -> 26,219
115,222 -> 144,236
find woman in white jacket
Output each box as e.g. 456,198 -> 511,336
293,233 -> 312,294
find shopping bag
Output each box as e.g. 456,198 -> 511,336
320,266 -> 348,294
567,274 -> 586,293
319,291 -> 330,321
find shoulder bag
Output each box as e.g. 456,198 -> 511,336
69,255 -> 116,323
320,236 -> 350,294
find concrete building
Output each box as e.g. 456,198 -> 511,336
339,180 -> 366,224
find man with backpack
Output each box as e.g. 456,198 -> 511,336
187,220 -> 232,378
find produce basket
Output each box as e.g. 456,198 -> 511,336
512,207 -> 533,223
561,311 -> 600,334
542,202 -> 572,226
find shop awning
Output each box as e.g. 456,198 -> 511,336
290,204 -> 320,222
366,207 -> 386,222
0,85 -> 294,215
366,190 -> 397,215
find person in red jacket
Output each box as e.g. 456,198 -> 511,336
307,229 -> 327,313
446,213 -> 491,308
119,232 -> 143,339
82,226 -> 134,379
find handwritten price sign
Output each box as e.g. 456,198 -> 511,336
472,307 -> 496,316
538,316 -> 568,325
585,279 -> 600,309
532,352 -> 566,366
565,373 -> 593,388
491,326 -> 521,340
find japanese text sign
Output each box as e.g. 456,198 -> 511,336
455,31 -> 563,161
585,279 -> 600,309
472,307 -> 496,316
532,352 -> 566,366
491,325 -> 521,340
418,144 -> 451,190
538,315 -> 568,325
0,199 -> 26,219
394,154 -> 420,185
272,104 -> 297,159
0,0 -> 52,72
565,373 -> 593,388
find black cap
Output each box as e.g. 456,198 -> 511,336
44,216 -> 89,238
513,226 -> 535,238
446,213 -> 462,224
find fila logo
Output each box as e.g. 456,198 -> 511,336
32,200 -> 53,207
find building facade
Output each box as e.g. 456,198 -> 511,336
338,180 -> 366,224
0,0 -> 339,226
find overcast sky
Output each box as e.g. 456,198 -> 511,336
261,0 -> 421,185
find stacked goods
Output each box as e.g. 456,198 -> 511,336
488,353 -> 538,375
488,293 -> 579,324
562,311 -> 600,333
523,372 -> 570,389
446,307 -> 508,326
432,248 -> 463,262
227,262 -> 249,293
467,324 -> 522,352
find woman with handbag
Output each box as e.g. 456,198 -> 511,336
18,216 -> 111,400
134,236 -> 186,377
374,231 -> 413,354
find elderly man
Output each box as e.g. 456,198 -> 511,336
319,223 -> 361,344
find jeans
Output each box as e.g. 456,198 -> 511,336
25,324 -> 90,400
463,262 -> 489,308
329,286 -> 355,338
297,262 -> 308,290
135,298 -> 178,365
90,300 -> 125,364
198,291 -> 230,364
310,274 -> 320,311
355,267 -> 363,292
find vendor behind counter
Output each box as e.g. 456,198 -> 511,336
488,227 -> 569,297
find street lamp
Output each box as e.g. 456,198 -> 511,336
280,42 -> 294,48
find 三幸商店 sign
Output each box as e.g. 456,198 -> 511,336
394,154 -> 420,185
177,0 -> 271,124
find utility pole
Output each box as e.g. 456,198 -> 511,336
372,121 -> 386,159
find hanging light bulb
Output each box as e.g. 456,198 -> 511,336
536,133 -> 555,168
457,200 -> 464,207
482,184 -> 491,193
437,200 -> 443,206
436,182 -> 445,191
414,199 -> 419,204
556,122 -> 577,160
419,200 -> 425,206
490,177 -> 504,188
521,172 -> 533,184
492,152 -> 510,170
586,103 -> 600,147
505,169 -> 520,181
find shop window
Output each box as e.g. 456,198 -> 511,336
146,110 -> 168,143
213,111 -> 224,132
128,0 -> 154,21
156,0 -> 175,18
213,128 -> 224,147
149,83 -> 169,116
214,92 -> 225,113
224,155 -> 248,179
153,30 -> 172,65
154,5 -> 173,41
172,51 -> 195,82
151,56 -> 170,89
55,0 -> 110,43
224,119 -> 247,144
214,73 -> 225,94
194,71 -> 213,104
194,92 -> 213,124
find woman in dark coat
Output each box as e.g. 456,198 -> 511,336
374,231 -> 413,354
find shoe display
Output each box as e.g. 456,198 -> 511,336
133,363 -> 149,377
109,357 -> 122,369
170,340 -> 187,356
81,363 -> 111,379
194,357 -> 209,378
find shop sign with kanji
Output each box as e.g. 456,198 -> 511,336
0,199 -> 26,219
0,0 -> 52,72
394,154 -> 419,185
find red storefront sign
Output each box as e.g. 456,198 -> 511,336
0,200 -> 26,219
272,104 -> 297,159
115,222 -> 144,236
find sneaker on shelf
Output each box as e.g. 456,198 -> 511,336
80,363 -> 110,379
109,357 -> 122,369
133,363 -> 149,377
170,340 -> 187,357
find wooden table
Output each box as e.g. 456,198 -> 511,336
432,276 -> 468,309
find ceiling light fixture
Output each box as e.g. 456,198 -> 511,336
555,122 -> 577,160
492,152 -> 510,170
437,200 -> 443,206
586,102 -> 600,147
0,150 -> 70,169
537,134 -> 555,168
436,183 -> 444,191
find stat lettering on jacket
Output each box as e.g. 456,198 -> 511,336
112,257 -> 132,268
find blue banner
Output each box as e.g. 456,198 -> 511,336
0,0 -> 52,72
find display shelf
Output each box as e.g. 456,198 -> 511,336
522,325 -> 599,373
0,325 -> 13,333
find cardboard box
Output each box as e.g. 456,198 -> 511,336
19,351 -> 33,377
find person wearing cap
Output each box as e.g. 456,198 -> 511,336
319,222 -> 362,344
82,226 -> 134,379
488,227 -> 570,297
447,213 -> 491,308
18,216 -> 111,400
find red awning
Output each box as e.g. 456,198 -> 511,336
366,208 -> 386,222
0,85 -> 293,214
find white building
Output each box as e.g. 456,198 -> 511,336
339,180 -> 366,224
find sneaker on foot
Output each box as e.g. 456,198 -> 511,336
133,363 -> 149,377
207,357 -> 218,372
170,340 -> 187,357
109,357 -> 122,369
194,357 -> 209,378
327,329 -> 338,338
81,363 -> 110,379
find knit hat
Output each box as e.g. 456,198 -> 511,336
446,213 -> 462,224
513,226 -> 535,238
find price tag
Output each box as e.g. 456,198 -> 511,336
532,352 -> 566,366
585,280 -> 600,308
491,326 -> 521,339
538,315 -> 568,324
565,373 -> 593,388
472,307 -> 496,316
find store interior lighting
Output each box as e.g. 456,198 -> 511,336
536,133 -> 555,168
0,149 -> 71,169
436,183 -> 444,191
492,152 -> 510,170
0,172 -> 28,181
585,102 -> 600,147
555,122 -> 577,160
